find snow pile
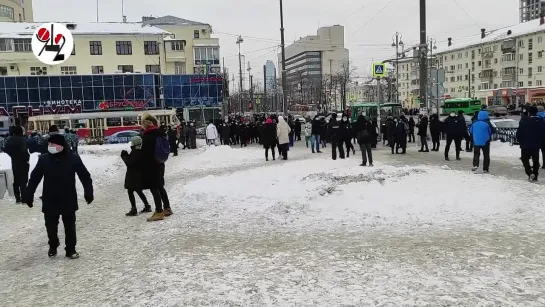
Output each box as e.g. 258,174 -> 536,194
78,143 -> 129,155
179,158 -> 542,231
0,151 -> 123,200
181,145 -> 266,170
488,141 -> 521,159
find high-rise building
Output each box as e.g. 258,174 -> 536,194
279,25 -> 349,106
265,60 -> 276,89
520,0 -> 545,23
0,0 -> 33,22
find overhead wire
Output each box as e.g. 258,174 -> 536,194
352,0 -> 397,36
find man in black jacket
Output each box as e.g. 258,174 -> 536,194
328,113 -> 345,160
310,115 -> 322,153
443,111 -> 466,161
26,134 -> 94,259
516,106 -> 545,181
4,126 -> 29,204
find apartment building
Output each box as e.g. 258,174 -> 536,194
264,60 -> 276,89
397,18 -> 545,107
0,15 -> 220,76
0,0 -> 33,22
520,0 -> 545,23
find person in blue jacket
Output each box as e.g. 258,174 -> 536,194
517,106 -> 545,181
469,110 -> 496,173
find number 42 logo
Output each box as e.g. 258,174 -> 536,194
32,23 -> 74,65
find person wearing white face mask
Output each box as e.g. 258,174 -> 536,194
25,133 -> 94,259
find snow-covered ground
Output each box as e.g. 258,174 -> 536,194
0,142 -> 544,306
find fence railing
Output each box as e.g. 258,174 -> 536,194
438,127 -> 519,146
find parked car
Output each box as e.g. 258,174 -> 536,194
490,118 -> 519,144
104,130 -> 140,144
493,106 -> 509,117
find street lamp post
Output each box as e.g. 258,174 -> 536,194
391,32 -> 404,105
236,35 -> 244,113
428,38 -> 438,114
279,0 -> 288,115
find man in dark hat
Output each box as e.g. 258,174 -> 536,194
3,126 -> 29,204
25,133 -> 94,259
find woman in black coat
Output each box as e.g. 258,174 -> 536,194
140,114 -> 172,221
429,114 -> 442,151
262,118 -> 277,161
121,135 -> 150,216
417,115 -> 430,152
355,115 -> 374,166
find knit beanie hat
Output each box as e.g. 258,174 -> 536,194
130,136 -> 143,149
48,134 -> 66,146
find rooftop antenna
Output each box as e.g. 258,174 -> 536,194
121,0 -> 127,23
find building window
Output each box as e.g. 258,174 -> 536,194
145,65 -> 160,73
194,30 -> 200,39
464,75 -> 468,80
537,80 -> 543,86
539,51 -> 543,59
194,46 -> 220,65
529,81 -> 533,87
60,66 -> 77,75
529,52 -> 533,64
519,68 -> 524,74
518,40 -> 524,47
0,39 -> 12,51
71,43 -> 76,55
539,66 -> 543,73
0,5 -> 14,20
465,51 -> 468,58
478,61 -> 482,66
0,66 -> 6,75
30,67 -> 47,75
529,38 -> 533,50
529,67 -> 533,76
174,62 -> 186,74
89,41 -> 102,55
494,58 -> 498,64
519,54 -> 524,61
539,36 -> 543,44
502,53 -> 515,62
144,41 -> 160,55
171,40 -> 184,51
465,63 -> 469,68
116,41 -> 132,55
91,66 -> 104,74
13,39 -> 31,52
519,82 -> 524,87
117,65 -> 134,73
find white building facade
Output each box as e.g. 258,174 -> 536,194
0,0 -> 32,22
0,15 -> 220,76
397,19 -> 545,107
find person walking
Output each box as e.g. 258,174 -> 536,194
25,134 -> 94,259
205,120 -> 218,146
328,113 -> 345,160
295,118 -> 302,141
262,118 -> 277,161
417,114 -> 429,152
469,110 -> 496,173
121,136 -> 151,216
443,111 -> 466,161
355,115 -> 374,167
310,115 -> 322,153
276,116 -> 291,160
517,106 -> 545,181
341,115 -> 355,157
4,126 -> 29,204
188,122 -> 197,149
221,121 -> 231,145
408,116 -> 416,143
385,116 -> 396,154
395,116 -> 409,154
304,119 -> 312,149
167,126 -> 178,156
140,113 -> 173,221
429,114 -> 441,151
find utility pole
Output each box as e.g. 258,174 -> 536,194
249,75 -> 254,112
279,0 -> 288,115
428,37 -> 437,113
263,65 -> 267,113
392,32 -> 404,105
236,35 -> 244,114
247,61 -> 252,90
419,0 -> 428,110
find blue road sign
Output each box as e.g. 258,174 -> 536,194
373,63 -> 386,78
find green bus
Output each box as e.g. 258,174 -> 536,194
349,102 -> 402,123
442,98 -> 481,115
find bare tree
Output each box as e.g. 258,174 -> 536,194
335,60 -> 357,111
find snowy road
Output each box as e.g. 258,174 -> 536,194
1,143 -> 545,306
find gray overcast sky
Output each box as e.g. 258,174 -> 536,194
34,0 -> 517,84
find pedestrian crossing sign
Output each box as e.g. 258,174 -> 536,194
373,63 -> 386,78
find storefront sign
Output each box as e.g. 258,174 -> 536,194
98,100 -> 150,111
0,104 -> 82,117
45,100 -> 82,106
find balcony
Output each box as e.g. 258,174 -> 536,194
481,51 -> 494,59
0,51 -> 35,64
501,72 -> 516,81
165,50 -> 187,63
